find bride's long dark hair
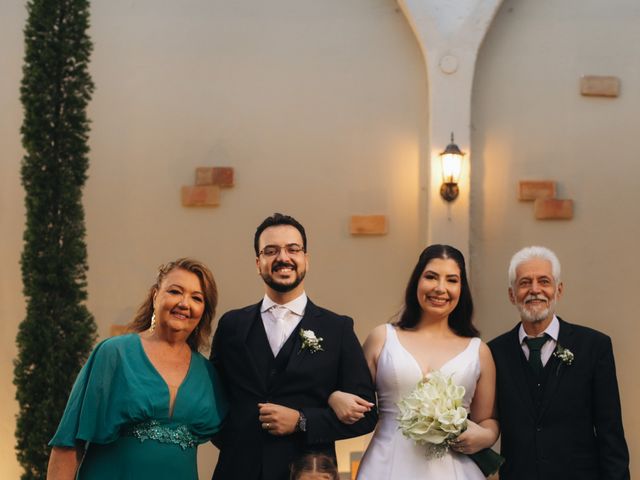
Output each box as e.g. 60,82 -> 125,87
395,244 -> 478,337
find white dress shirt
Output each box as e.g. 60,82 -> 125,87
260,292 -> 307,356
518,315 -> 560,367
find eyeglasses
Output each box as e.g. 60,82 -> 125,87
258,244 -> 305,257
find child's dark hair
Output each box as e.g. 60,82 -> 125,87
290,453 -> 339,480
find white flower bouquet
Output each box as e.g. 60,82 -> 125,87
397,371 -> 504,477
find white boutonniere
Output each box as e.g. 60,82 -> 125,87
299,329 -> 324,354
553,344 -> 574,366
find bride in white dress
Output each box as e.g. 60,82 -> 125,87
329,245 -> 499,480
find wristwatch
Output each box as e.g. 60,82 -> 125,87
296,411 -> 307,432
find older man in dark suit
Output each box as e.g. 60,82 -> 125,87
489,246 -> 629,480
211,213 -> 377,480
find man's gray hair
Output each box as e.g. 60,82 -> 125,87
508,246 -> 561,287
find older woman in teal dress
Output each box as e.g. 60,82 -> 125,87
47,258 -> 227,479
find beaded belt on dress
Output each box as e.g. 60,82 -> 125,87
123,420 -> 197,450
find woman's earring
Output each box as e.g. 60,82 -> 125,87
149,312 -> 156,333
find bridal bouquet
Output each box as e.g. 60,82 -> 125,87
397,371 -> 504,477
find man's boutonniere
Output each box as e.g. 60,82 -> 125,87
299,329 -> 324,354
553,344 -> 574,366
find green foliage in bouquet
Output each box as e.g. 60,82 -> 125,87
14,0 -> 96,478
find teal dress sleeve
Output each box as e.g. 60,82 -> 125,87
49,335 -> 134,447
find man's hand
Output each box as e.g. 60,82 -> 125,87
258,403 -> 300,436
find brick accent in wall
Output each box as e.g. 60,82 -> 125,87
580,75 -> 620,98
183,167 -> 234,207
518,180 -> 573,220
518,180 -> 556,201
349,215 -> 388,235
195,167 -> 234,187
534,198 -> 574,220
181,185 -> 221,207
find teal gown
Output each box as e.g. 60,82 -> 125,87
50,333 -> 227,479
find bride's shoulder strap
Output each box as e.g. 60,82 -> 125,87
470,336 -> 482,354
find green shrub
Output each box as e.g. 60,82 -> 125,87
15,0 -> 97,478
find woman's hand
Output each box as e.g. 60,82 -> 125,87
449,419 -> 498,455
328,391 -> 374,424
450,341 -> 499,455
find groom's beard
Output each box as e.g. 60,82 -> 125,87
261,261 -> 306,293
517,293 -> 557,323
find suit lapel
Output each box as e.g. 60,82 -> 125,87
503,325 -> 536,419
538,318 -> 574,420
239,302 -> 269,393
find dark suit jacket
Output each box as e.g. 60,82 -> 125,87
210,299 -> 377,480
489,318 -> 629,480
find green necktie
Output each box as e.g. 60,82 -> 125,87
524,335 -> 549,375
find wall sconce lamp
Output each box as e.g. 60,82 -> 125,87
439,132 -> 465,202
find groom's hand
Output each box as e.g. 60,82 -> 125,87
258,403 -> 300,436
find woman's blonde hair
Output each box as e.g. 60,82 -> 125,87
128,258 -> 218,351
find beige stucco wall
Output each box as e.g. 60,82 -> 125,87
472,0 -> 640,475
1,2 -> 27,478
1,0 -> 638,477
0,0 -> 426,477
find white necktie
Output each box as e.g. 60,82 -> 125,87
267,305 -> 288,356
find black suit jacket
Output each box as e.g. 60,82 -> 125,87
489,318 -> 629,480
210,299 -> 377,480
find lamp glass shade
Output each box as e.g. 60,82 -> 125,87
441,152 -> 462,184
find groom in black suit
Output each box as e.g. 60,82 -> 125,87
210,213 -> 377,480
489,246 -> 629,480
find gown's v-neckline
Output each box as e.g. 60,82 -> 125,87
390,326 -> 475,377
136,334 -> 193,419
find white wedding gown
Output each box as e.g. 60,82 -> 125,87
357,324 -> 485,480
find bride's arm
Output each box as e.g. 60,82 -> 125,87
451,342 -> 499,454
328,324 -> 385,424
362,323 -> 385,382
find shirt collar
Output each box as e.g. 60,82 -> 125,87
518,315 -> 560,344
260,292 -> 308,316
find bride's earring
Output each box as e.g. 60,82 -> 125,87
149,312 -> 156,333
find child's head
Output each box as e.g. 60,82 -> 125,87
290,453 -> 339,480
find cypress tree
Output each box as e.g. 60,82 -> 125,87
14,0 -> 96,478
